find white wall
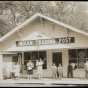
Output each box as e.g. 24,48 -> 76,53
0,18 -> 88,78
3,55 -> 13,78
0,18 -> 88,51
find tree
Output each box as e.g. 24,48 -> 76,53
0,1 -> 88,36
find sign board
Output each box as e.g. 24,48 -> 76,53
16,37 -> 75,47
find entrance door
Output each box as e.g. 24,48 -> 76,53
24,51 -> 47,69
53,52 -> 62,67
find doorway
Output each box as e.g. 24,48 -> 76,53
53,52 -> 62,67
24,51 -> 47,70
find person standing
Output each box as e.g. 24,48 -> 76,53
36,58 -> 44,79
10,62 -> 15,79
14,62 -> 21,79
71,63 -> 75,70
27,60 -> 34,80
67,63 -> 73,78
58,64 -> 63,79
84,60 -> 88,79
51,64 -> 57,79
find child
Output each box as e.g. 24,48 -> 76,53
27,60 -> 34,80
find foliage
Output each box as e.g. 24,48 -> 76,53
0,1 -> 88,36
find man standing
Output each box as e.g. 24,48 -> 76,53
67,63 -> 73,78
51,64 -> 57,79
58,64 -> 63,79
84,60 -> 88,79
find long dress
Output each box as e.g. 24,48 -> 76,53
51,65 -> 57,79
14,64 -> 20,77
36,61 -> 43,78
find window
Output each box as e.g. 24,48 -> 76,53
24,51 -> 47,70
69,49 -> 88,68
53,52 -> 62,67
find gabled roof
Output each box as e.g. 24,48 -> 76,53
0,13 -> 88,42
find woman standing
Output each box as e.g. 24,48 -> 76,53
36,58 -> 44,79
14,62 -> 21,79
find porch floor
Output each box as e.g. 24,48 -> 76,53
1,78 -> 88,85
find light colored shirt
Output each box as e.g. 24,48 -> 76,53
58,66 -> 63,72
36,61 -> 43,66
14,64 -> 20,76
85,62 -> 88,71
27,62 -> 34,70
52,65 -> 57,72
36,61 -> 43,73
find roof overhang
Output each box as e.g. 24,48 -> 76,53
0,13 -> 88,42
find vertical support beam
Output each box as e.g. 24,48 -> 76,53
46,49 -> 53,77
47,49 -> 52,69
22,51 -> 24,74
62,49 -> 69,77
0,53 -> 3,80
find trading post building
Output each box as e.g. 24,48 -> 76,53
0,13 -> 88,79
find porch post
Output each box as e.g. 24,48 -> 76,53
62,49 -> 69,78
22,51 -> 25,74
47,49 -> 52,69
46,49 -> 53,77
